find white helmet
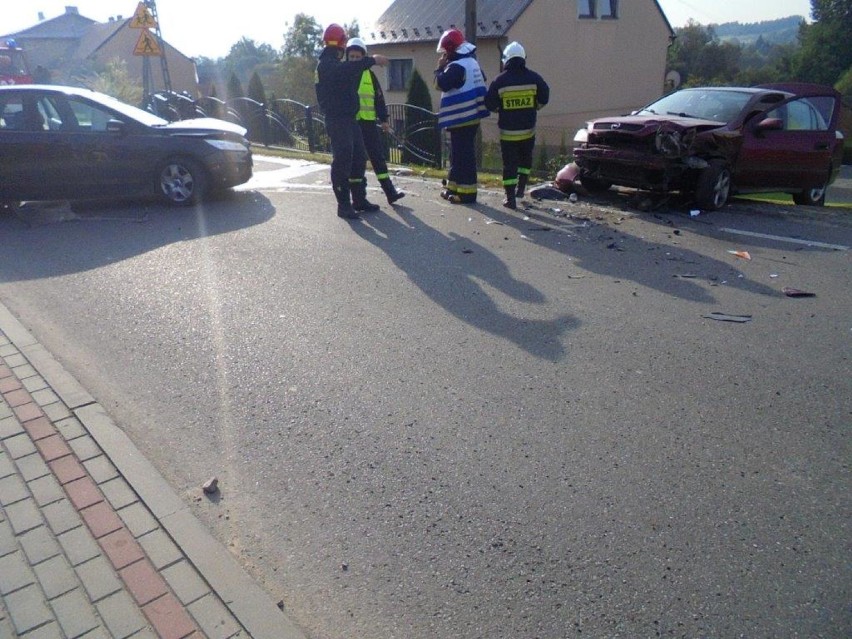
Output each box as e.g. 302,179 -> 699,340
346,37 -> 367,54
502,41 -> 526,64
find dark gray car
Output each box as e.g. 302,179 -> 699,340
0,84 -> 252,207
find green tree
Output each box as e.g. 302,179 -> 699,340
344,20 -> 361,39
667,20 -> 716,84
223,38 -> 279,87
82,57 -> 143,105
245,71 -> 268,142
283,14 -> 323,58
794,0 -> 852,84
693,41 -> 742,84
405,67 -> 433,112
247,71 -> 266,104
226,72 -> 244,101
836,65 -> 852,98
402,68 -> 440,166
280,56 -> 318,105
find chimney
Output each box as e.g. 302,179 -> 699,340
38,12 -> 45,21
65,6 -> 79,15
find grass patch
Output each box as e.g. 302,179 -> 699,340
735,192 -> 852,209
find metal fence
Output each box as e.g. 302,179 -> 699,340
145,90 -> 572,176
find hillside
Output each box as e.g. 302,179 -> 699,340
713,15 -> 805,45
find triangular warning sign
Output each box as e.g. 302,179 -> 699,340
133,29 -> 162,56
129,2 -> 158,29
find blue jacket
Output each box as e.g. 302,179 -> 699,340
435,51 -> 489,129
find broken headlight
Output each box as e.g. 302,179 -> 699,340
655,129 -> 683,157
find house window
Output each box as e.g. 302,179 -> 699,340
600,0 -> 618,19
578,0 -> 595,19
578,1 -> 618,20
388,59 -> 413,91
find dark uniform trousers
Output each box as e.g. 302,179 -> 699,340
447,124 -> 480,203
500,136 -> 535,191
326,117 -> 368,206
360,121 -> 389,179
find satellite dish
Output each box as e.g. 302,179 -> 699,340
665,70 -> 682,90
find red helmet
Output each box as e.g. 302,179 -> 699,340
437,28 -> 464,54
323,24 -> 347,48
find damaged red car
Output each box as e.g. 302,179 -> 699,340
572,83 -> 844,209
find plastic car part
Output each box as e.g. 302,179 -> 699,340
695,160 -> 731,210
158,157 -> 207,206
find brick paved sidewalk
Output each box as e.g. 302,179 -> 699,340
0,305 -> 304,639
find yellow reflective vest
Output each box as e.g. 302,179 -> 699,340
356,71 -> 377,122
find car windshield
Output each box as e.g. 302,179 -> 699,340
639,89 -> 754,123
83,91 -> 168,127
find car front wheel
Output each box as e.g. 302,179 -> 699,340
792,183 -> 827,206
158,158 -> 207,206
695,160 -> 731,211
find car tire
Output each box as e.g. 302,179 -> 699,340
792,183 -> 827,206
579,175 -> 612,194
695,160 -> 731,211
158,157 -> 207,206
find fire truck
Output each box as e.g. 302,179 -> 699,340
0,39 -> 33,85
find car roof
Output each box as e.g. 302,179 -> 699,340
681,83 -> 839,99
681,86 -> 792,97
755,82 -> 841,98
0,84 -> 100,98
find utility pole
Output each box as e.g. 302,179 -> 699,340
465,0 -> 476,46
131,0 -> 172,102
145,0 -> 172,93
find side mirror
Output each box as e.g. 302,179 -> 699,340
106,119 -> 126,134
754,117 -> 783,134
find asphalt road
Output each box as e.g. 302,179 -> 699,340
0,159 -> 850,638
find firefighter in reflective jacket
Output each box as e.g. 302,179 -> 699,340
345,38 -> 405,205
434,29 -> 489,205
315,24 -> 388,219
485,41 -> 550,209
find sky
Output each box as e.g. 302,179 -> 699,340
3,0 -> 814,60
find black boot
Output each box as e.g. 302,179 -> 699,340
334,185 -> 359,219
337,203 -> 359,219
380,178 -> 405,204
516,174 -> 529,199
351,180 -> 380,213
503,187 -> 517,210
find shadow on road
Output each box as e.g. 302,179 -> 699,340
352,204 -> 579,362
0,191 -> 275,282
478,196 -> 781,303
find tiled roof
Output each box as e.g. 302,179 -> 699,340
1,11 -> 95,41
367,0 -> 533,45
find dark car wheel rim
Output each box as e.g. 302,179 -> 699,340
809,186 -> 826,203
713,170 -> 731,208
160,163 -> 195,203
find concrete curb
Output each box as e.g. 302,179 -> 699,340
0,301 -> 306,639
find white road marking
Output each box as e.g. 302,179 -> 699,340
719,227 -> 849,251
